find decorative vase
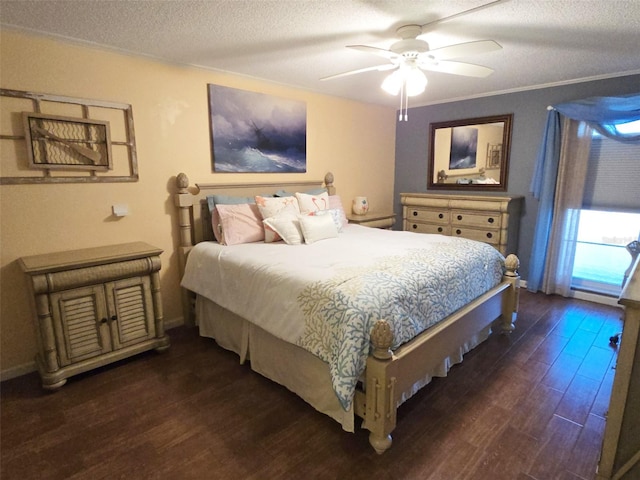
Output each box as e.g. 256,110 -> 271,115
352,196 -> 369,215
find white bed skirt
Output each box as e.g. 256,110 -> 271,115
196,295 -> 492,432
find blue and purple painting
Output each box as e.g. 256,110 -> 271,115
449,126 -> 478,170
208,85 -> 307,173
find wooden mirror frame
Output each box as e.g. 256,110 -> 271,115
427,113 -> 513,191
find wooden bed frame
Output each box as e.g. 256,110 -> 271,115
173,172 -> 520,454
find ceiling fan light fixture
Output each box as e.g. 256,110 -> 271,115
405,68 -> 428,96
381,67 -> 427,97
381,69 -> 403,95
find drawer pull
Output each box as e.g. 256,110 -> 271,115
413,211 -> 418,216
110,315 -> 118,322
100,318 -> 108,324
488,217 -> 495,224
438,227 -> 443,233
457,215 -> 463,221
412,224 -> 417,230
438,213 -> 444,219
456,229 -> 462,235
486,233 -> 493,239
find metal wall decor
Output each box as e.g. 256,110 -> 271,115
23,113 -> 112,171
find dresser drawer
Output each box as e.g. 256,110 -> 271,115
407,208 -> 449,224
407,222 -> 451,235
452,227 -> 500,245
451,211 -> 501,228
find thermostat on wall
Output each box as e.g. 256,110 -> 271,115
112,204 -> 130,217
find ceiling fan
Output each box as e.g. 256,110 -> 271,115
321,1 -> 503,120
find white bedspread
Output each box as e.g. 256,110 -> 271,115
181,225 -> 505,409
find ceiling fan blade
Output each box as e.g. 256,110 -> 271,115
425,40 -> 502,61
421,0 -> 503,32
419,60 -> 494,78
320,63 -> 396,81
347,45 -> 399,60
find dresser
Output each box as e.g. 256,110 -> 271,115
401,193 -> 523,255
19,242 -> 170,390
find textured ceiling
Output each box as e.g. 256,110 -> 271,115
2,0 -> 640,108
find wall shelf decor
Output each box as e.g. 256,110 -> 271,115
0,89 -> 138,184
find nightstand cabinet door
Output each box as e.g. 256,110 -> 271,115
107,276 -> 156,349
50,285 -> 111,366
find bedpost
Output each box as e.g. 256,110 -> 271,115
175,172 -> 194,249
501,254 -> 520,334
175,172 -> 196,326
324,172 -> 335,195
365,319 -> 396,454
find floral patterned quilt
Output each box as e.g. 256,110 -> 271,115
181,226 -> 505,410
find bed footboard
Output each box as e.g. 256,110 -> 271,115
360,254 -> 520,454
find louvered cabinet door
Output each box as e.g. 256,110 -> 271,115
50,285 -> 112,366
20,242 -> 170,389
105,276 -> 156,349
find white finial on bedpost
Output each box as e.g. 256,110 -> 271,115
176,172 -> 189,193
324,172 -> 336,196
174,173 -> 194,249
371,319 -> 393,360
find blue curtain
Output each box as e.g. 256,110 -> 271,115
528,93 -> 640,293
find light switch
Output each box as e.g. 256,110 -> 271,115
112,204 -> 130,217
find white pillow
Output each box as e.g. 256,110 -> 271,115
310,208 -> 344,232
255,195 -> 300,218
298,213 -> 338,244
329,195 -> 349,228
263,212 -> 304,245
255,196 -> 301,242
295,191 -> 329,214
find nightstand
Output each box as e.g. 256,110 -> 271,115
347,211 -> 396,229
19,242 -> 170,390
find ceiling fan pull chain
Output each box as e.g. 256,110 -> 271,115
404,82 -> 409,121
398,81 -> 404,121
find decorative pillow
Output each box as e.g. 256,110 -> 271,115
260,203 -> 300,242
296,191 -> 330,214
263,211 -> 304,245
309,208 -> 344,233
208,195 -> 257,243
328,195 -> 349,228
215,203 -> 264,246
255,196 -> 301,242
298,213 -> 338,244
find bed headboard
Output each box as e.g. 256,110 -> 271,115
174,171 -> 336,249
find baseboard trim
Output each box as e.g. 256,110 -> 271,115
0,361 -> 37,382
0,315 -> 185,383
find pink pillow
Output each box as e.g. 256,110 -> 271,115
215,204 -> 264,246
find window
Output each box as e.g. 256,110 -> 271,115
571,118 -> 640,297
572,210 -> 640,296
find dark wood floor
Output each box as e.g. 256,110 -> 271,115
1,291 -> 624,480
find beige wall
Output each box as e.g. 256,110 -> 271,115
0,31 -> 396,379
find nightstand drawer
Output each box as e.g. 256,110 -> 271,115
407,222 -> 451,235
452,227 -> 500,245
451,211 -> 501,228
407,208 -> 449,224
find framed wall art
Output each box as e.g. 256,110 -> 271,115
208,84 -> 307,173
